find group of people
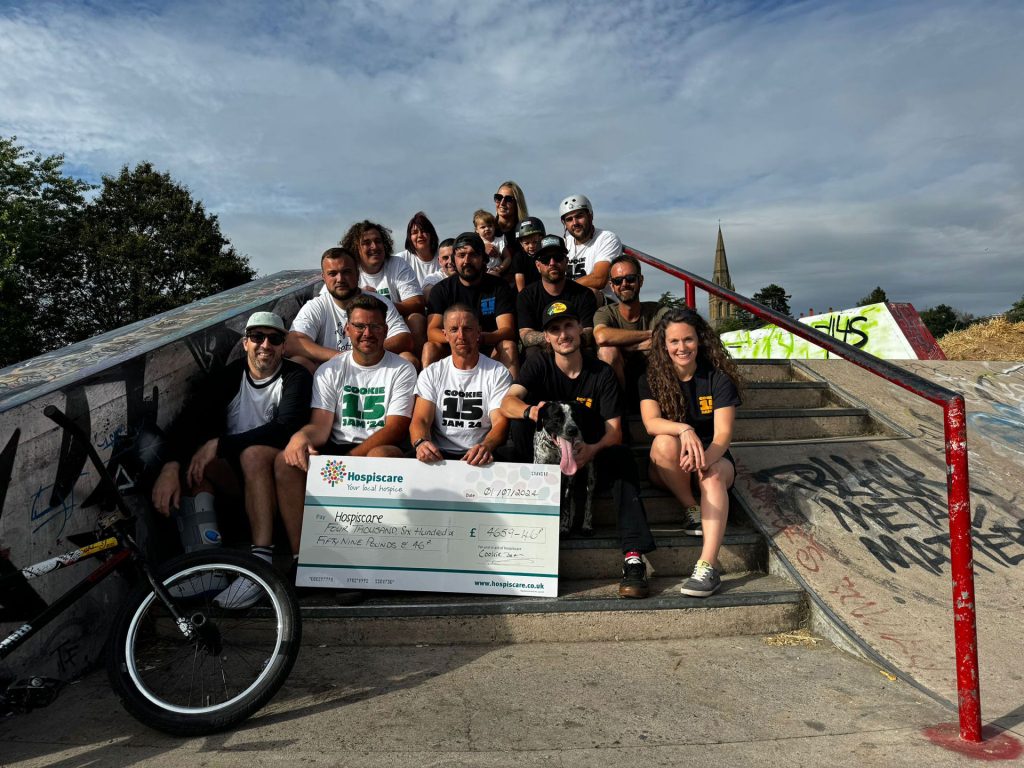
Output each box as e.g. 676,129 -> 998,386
152,181 -> 743,607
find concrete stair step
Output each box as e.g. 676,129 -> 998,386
558,524 -> 763,578
733,360 -> 804,382
299,572 -> 805,645
740,381 -> 832,410
624,406 -> 876,444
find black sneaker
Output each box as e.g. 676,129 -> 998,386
680,559 -> 721,597
681,505 -> 702,536
619,558 -> 649,599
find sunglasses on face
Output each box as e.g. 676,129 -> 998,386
610,274 -> 640,286
246,331 -> 285,346
536,253 -> 566,264
493,193 -> 516,205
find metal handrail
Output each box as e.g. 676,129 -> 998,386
625,245 -> 981,743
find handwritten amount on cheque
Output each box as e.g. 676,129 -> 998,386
312,519 -> 546,559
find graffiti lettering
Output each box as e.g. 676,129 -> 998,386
752,452 -> 1019,574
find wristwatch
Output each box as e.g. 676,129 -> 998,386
412,437 -> 427,450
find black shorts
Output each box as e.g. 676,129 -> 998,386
322,441 -> 357,456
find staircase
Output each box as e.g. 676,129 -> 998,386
301,360 -> 892,646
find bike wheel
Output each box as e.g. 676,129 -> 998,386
106,549 -> 301,736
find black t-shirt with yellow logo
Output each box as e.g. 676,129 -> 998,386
517,352 -> 619,444
638,362 -> 741,447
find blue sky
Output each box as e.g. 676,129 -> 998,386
2,0 -> 1022,316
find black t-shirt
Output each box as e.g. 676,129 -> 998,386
638,362 -> 741,445
427,274 -> 516,333
512,249 -> 541,286
517,279 -> 598,332
517,352 -> 620,443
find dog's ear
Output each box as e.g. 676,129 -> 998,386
537,402 -> 555,424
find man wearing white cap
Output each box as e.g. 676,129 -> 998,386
153,310 -> 312,608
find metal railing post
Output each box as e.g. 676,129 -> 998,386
944,397 -> 982,742
685,279 -> 696,309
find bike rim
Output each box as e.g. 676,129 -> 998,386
123,562 -> 286,715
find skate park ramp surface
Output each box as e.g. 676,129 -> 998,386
732,358 -> 1024,736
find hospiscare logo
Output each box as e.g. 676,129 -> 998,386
319,459 -> 404,488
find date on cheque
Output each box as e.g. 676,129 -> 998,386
482,487 -> 538,498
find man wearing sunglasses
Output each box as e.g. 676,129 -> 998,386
594,255 -> 667,394
516,235 -> 597,361
152,311 -> 313,607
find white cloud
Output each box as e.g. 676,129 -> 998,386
2,0 -> 1022,315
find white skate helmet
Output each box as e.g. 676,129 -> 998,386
559,194 -> 593,220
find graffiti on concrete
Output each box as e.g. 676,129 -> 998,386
751,452 -> 1021,575
721,302 -> 935,361
0,271 -> 320,680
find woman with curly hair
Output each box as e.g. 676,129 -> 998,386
639,308 -> 742,597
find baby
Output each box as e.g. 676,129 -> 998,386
473,209 -> 511,276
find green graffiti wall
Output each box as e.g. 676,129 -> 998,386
720,303 -> 922,360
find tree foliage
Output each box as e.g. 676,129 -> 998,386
0,137 -> 90,365
67,163 -> 255,342
751,283 -> 792,319
857,286 -> 888,306
0,138 -> 254,368
1006,295 -> 1024,323
656,291 -> 689,310
919,304 -> 975,339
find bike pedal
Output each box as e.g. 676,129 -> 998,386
4,676 -> 66,710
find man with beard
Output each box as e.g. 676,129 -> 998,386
499,303 -> 655,599
423,232 -> 519,378
516,235 -> 597,360
560,193 -> 622,300
286,247 -> 416,370
152,311 -> 312,608
411,304 -> 512,465
594,255 -> 668,394
276,295 -> 417,563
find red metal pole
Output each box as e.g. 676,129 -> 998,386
944,396 -> 982,742
685,279 -> 696,309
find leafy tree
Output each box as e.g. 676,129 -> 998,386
857,286 -> 888,306
0,136 -> 90,367
65,163 -> 255,344
656,291 -> 689,310
919,304 -> 976,339
1006,295 -> 1024,323
715,316 -> 749,333
751,283 -> 792,319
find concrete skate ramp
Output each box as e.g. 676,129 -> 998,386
732,359 -> 1024,730
0,270 -> 320,680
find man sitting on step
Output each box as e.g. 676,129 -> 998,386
500,302 -> 656,599
152,311 -> 312,608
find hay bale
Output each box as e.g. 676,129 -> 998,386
939,317 -> 1024,361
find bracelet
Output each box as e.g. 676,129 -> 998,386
522,405 -> 532,421
679,427 -> 695,436
412,437 -> 427,450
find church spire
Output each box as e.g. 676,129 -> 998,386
709,225 -> 736,328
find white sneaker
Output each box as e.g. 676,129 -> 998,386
213,577 -> 264,609
168,572 -> 231,600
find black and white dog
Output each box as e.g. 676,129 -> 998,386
533,402 -> 596,536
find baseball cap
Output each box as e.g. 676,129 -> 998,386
453,231 -> 485,254
245,311 -> 287,333
542,301 -> 580,329
535,235 -> 568,260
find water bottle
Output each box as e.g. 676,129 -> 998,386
174,492 -> 222,552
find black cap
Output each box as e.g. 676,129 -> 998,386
542,301 -> 580,329
516,216 -> 546,240
453,231 -> 485,254
535,234 -> 568,260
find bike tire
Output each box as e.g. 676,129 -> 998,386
106,549 -> 301,736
